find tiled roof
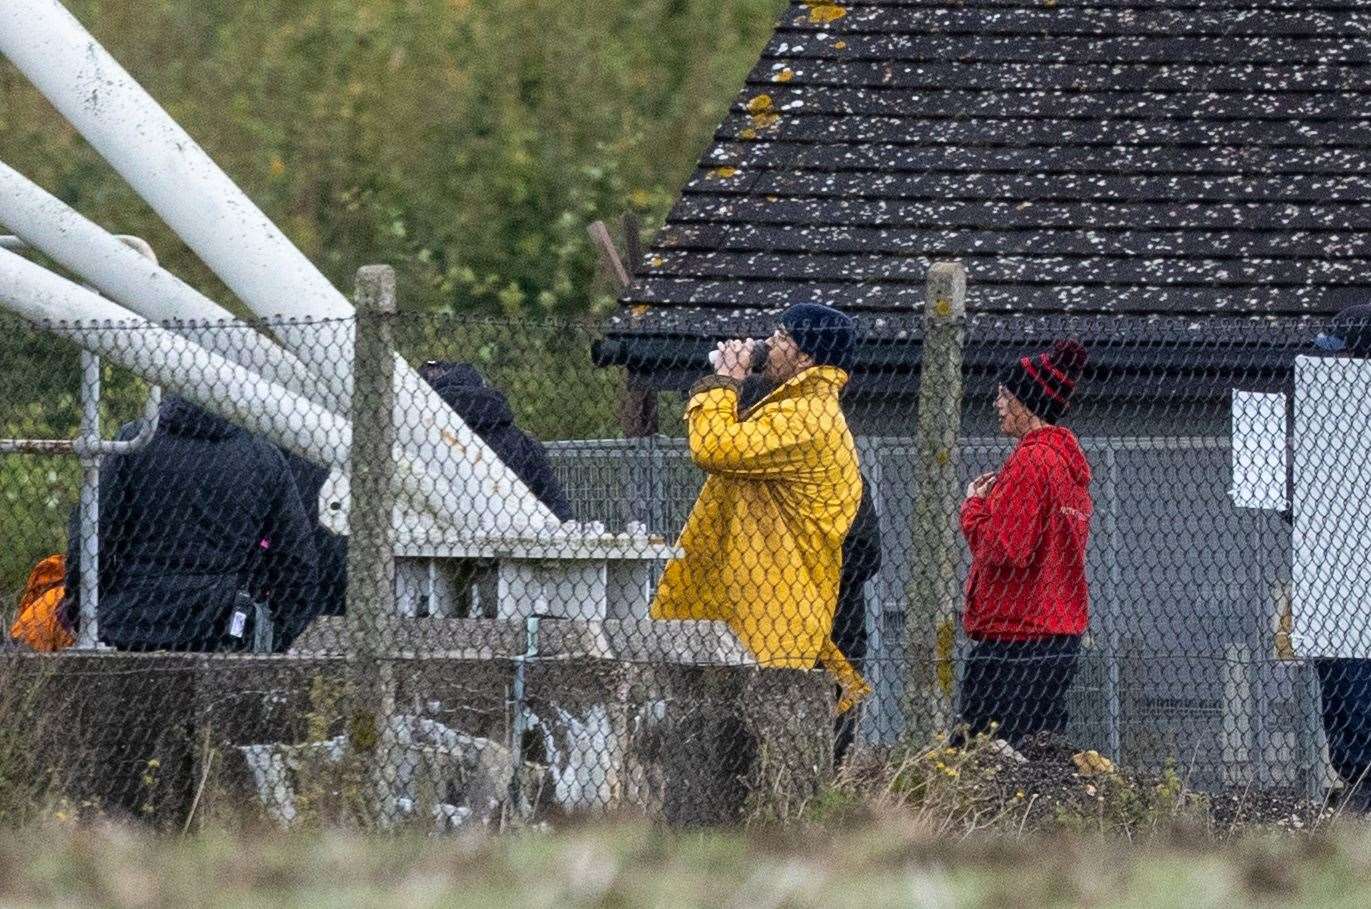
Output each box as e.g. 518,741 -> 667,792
621,0 -> 1371,319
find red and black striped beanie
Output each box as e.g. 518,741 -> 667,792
999,339 -> 1088,424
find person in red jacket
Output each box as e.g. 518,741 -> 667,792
959,339 -> 1092,744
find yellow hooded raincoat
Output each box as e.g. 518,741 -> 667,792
651,366 -> 870,707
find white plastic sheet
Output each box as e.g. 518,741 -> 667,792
1292,356 -> 1371,658
1230,390 -> 1288,511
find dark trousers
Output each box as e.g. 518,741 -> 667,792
1315,658 -> 1371,790
831,580 -> 869,766
958,635 -> 1081,745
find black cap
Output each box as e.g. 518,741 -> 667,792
778,303 -> 855,372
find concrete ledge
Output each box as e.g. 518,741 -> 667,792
602,619 -> 755,665
291,617 -> 755,665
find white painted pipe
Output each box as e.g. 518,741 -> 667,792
0,0 -> 556,534
0,160 -> 334,406
0,246 -> 471,530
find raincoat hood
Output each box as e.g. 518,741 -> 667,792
1021,426 -> 1091,487
429,367 -> 517,431
421,362 -> 574,521
159,396 -> 238,440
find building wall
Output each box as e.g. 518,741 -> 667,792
846,396 -> 1236,440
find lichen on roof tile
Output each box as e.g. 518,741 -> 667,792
745,94 -> 775,114
804,2 -> 846,26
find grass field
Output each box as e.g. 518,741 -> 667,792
4,817 -> 1371,908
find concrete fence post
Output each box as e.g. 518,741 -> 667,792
903,261 -> 967,745
346,264 -> 398,828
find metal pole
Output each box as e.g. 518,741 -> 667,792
346,265 -> 398,830
0,164 -> 333,404
75,351 -> 100,649
0,247 -> 464,525
509,615 -> 540,813
903,262 -> 967,743
71,379 -> 161,650
1103,448 -> 1123,763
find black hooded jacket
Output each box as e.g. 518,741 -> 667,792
63,397 -> 319,651
269,364 -> 574,620
425,365 -> 574,521
834,479 -> 882,661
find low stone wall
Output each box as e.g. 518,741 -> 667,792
0,653 -> 200,827
0,629 -> 832,830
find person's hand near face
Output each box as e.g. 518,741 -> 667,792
711,338 -> 758,381
966,472 -> 997,500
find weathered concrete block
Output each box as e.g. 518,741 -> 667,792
0,652 -> 198,828
621,663 -> 834,825
1,645 -> 832,829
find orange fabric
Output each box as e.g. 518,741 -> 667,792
10,554 -> 73,652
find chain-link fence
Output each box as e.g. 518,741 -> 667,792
0,298 -> 1362,831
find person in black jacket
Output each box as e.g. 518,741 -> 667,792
420,362 -> 575,521
63,397 -> 319,652
268,362 -> 574,621
833,478 -> 881,764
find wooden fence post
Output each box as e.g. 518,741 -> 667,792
346,264 -> 398,828
903,261 -> 968,744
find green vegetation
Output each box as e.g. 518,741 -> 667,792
1,0 -> 784,319
0,0 -> 773,600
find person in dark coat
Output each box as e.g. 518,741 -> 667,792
282,452 -> 349,617
63,397 -> 319,652
1309,303 -> 1371,807
833,476 -> 881,764
420,362 -> 575,521
268,362 -> 573,622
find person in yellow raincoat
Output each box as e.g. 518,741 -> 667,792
651,303 -> 871,713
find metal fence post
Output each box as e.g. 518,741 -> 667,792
903,262 -> 967,744
346,264 -> 398,829
1103,448 -> 1123,764
0,235 -> 161,649
75,350 -> 102,649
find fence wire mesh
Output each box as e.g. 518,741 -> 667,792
0,304 -> 1363,830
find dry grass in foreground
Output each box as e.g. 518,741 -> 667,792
1,814 -> 1370,908
795,733 -> 1338,840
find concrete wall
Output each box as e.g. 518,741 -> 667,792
0,647 -> 832,829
